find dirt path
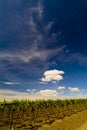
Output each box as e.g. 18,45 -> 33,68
77,122 -> 87,130
38,109 -> 87,130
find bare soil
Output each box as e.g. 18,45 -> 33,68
38,109 -> 87,130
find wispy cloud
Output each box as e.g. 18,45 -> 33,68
29,0 -> 43,20
44,22 -> 54,31
73,53 -> 87,65
3,81 -> 21,85
0,0 -> 64,66
0,3 -> 66,96
0,46 -> 65,64
3,82 -> 15,85
0,89 -> 23,96
64,53 -> 87,65
38,82 -> 48,84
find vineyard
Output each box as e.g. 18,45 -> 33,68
0,99 -> 87,130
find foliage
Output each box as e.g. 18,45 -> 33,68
0,98 -> 87,129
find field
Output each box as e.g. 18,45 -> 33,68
0,99 -> 87,130
39,109 -> 87,130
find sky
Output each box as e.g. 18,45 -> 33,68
0,0 -> 87,100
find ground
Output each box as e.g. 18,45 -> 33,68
38,109 -> 87,130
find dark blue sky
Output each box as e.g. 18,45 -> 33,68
0,0 -> 87,100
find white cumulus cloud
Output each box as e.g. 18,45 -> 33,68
68,87 -> 80,92
0,89 -> 58,101
41,69 -> 64,82
39,89 -> 58,97
58,86 -> 65,90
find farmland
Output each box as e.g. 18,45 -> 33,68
0,99 -> 87,130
